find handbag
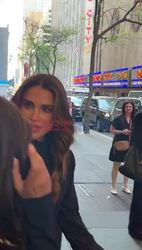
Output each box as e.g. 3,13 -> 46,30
119,145 -> 142,181
114,140 -> 129,151
114,119 -> 132,152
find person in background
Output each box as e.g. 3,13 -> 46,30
109,102 -> 135,195
68,97 -> 75,122
128,111 -> 142,240
0,96 -> 53,250
12,74 -> 104,250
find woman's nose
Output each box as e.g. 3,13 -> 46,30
30,108 -> 40,121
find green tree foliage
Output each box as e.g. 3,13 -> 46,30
19,18 -> 76,75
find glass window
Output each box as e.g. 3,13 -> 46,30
98,98 -> 116,110
129,91 -> 142,97
70,96 -> 82,105
91,100 -> 97,107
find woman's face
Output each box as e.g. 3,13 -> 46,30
20,86 -> 54,141
124,103 -> 133,115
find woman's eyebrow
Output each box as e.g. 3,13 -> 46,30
22,98 -> 33,104
22,99 -> 54,107
41,104 -> 54,107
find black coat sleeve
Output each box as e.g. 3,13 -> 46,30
58,151 -> 104,250
21,194 -> 58,250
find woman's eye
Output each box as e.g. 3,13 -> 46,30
42,106 -> 53,113
22,102 -> 32,109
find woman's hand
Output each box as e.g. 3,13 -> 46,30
12,144 -> 52,199
121,129 -> 131,135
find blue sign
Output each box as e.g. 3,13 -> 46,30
131,65 -> 142,88
86,72 -> 102,88
0,80 -> 9,85
102,67 -> 129,88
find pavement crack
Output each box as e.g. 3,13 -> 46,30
77,184 -> 91,196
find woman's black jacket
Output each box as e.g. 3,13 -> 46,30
20,135 -> 104,250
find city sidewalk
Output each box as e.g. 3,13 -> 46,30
61,130 -> 142,250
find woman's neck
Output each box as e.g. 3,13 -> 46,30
125,113 -> 131,119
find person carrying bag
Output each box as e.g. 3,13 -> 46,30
119,111 -> 142,241
109,101 -> 135,195
119,144 -> 142,181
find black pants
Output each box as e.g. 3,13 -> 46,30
128,181 -> 142,240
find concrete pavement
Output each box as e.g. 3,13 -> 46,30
61,129 -> 142,250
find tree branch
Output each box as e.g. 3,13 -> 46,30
123,0 -> 140,19
98,0 -> 142,39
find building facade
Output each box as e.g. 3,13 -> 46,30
0,27 -> 9,80
94,0 -> 142,96
22,0 -> 51,80
51,0 -> 93,90
100,0 -> 142,72
24,0 -> 51,16
52,0 -> 142,96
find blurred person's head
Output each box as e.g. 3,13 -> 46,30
0,96 -> 31,250
12,74 -> 74,199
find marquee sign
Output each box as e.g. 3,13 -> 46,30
86,72 -> 102,87
102,67 -> 129,88
73,75 -> 87,86
131,65 -> 142,87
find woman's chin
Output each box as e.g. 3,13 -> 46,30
32,132 -> 43,141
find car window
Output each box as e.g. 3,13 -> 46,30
128,92 -> 142,98
70,96 -> 82,105
91,100 -> 97,107
115,99 -> 141,111
98,99 -> 116,110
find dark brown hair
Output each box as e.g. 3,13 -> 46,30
122,101 -> 135,124
0,97 -> 31,249
12,74 -> 74,199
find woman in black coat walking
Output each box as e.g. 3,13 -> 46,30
12,74 -> 104,250
128,111 -> 142,240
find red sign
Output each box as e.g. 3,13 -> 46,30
93,74 -> 101,82
136,69 -> 142,78
85,0 -> 93,44
74,76 -> 86,84
103,73 -> 113,81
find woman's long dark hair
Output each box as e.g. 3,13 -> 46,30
12,74 -> 74,200
0,97 -> 31,249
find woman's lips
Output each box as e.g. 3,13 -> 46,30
32,125 -> 42,132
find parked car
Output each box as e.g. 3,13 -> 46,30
67,96 -> 84,120
110,97 -> 142,122
128,90 -> 142,98
81,96 -> 117,132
